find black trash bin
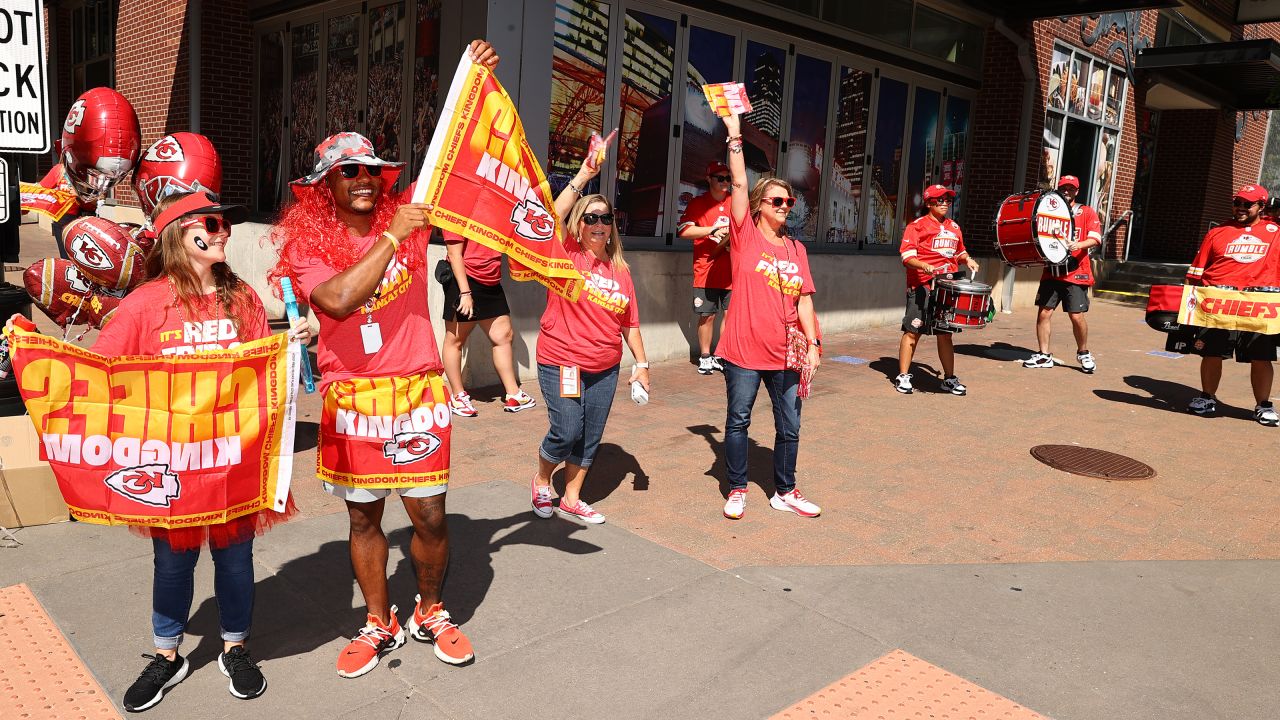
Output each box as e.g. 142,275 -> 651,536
0,282 -> 33,417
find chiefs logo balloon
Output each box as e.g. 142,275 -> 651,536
23,258 -> 126,330
61,216 -> 150,291
134,133 -> 223,215
60,88 -> 142,204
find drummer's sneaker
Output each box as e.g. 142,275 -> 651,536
1187,395 -> 1217,416
710,356 -> 726,373
1077,351 -> 1096,374
1254,402 -> 1279,426
698,355 -> 716,375
1023,353 -> 1054,368
941,376 -> 967,396
894,373 -> 914,394
770,489 -> 821,518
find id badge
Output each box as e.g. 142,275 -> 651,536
360,322 -> 383,354
559,365 -> 581,398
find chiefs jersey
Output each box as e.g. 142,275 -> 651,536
900,214 -> 969,289
1043,203 -> 1102,286
1186,220 -> 1280,288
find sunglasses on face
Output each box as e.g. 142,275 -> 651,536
581,212 -> 614,226
710,174 -> 731,183
929,198 -> 953,205
337,163 -> 382,179
1234,199 -> 1260,208
180,215 -> 231,235
764,196 -> 796,208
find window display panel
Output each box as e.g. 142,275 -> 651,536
548,0 -> 610,193
742,40 -> 787,188
1066,54 -> 1084,116
1048,48 -> 1070,111
784,54 -> 831,242
614,10 -> 677,236
903,87 -> 940,225
1104,70 -> 1124,126
367,3 -> 406,171
867,76 -> 907,245
1094,128 -> 1117,221
290,23 -> 320,181
1086,61 -> 1105,122
942,96 -> 970,222
257,31 -> 285,212
412,0 -> 442,168
1042,112 -> 1064,188
678,26 -> 736,220
326,13 -> 362,136
827,66 -> 869,244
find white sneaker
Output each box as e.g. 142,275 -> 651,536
894,373 -> 913,394
723,488 -> 747,519
1023,353 -> 1054,368
1188,396 -> 1217,416
698,356 -> 715,375
1077,351 -> 1096,374
940,376 -> 967,396
709,356 -> 726,373
770,489 -> 821,518
1255,402 -> 1279,426
449,392 -> 478,417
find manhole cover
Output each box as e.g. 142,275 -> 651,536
1030,445 -> 1155,480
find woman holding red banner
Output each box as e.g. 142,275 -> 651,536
714,112 -> 822,521
9,191 -> 311,711
528,142 -> 650,525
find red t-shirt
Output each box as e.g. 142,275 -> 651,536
680,193 -> 733,290
715,213 -> 816,371
1043,203 -> 1102,286
442,231 -> 503,286
1187,220 -> 1280,288
93,279 -> 270,356
293,232 -> 442,389
900,214 -> 969,289
536,237 -> 639,373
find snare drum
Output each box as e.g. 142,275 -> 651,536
994,191 -> 1074,267
932,278 -> 994,333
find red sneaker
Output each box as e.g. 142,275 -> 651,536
408,596 -> 474,665
556,498 -> 605,524
503,390 -> 537,413
531,475 -> 554,519
336,608 -> 405,678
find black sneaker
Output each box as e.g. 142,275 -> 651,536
123,653 -> 189,712
218,646 -> 267,700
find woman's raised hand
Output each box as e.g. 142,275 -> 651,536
722,112 -> 741,136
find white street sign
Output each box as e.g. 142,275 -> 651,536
0,0 -> 49,153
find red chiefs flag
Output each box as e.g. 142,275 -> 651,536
10,330 -> 301,528
412,53 -> 583,300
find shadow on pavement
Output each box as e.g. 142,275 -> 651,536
550,442 -> 650,501
1094,374 -> 1257,421
953,341 -> 1037,362
687,424 -> 784,498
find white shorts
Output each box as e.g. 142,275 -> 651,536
322,481 -> 449,503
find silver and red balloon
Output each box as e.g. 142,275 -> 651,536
60,88 -> 142,205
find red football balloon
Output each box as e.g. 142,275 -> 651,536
60,88 -> 142,204
83,290 -> 124,330
23,259 -> 97,328
62,216 -> 150,291
133,132 -> 224,215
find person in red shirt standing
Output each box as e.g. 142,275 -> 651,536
1169,184 -> 1279,425
896,185 -> 980,395
438,230 -> 536,417
713,112 -> 822,521
1024,176 -> 1101,373
678,161 -> 733,375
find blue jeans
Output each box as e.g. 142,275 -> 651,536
723,360 -> 802,494
537,363 -> 619,467
151,537 -> 254,650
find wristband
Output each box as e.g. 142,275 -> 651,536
381,231 -> 401,251
634,362 -> 649,369
566,181 -> 584,197
459,291 -> 472,296
726,134 -> 742,143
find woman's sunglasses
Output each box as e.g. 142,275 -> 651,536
581,212 -> 614,226
337,163 -> 383,179
180,215 -> 231,235
764,196 -> 797,208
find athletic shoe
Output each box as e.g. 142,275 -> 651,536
336,608 -> 405,679
408,596 -> 474,665
710,356 -> 726,373
1023,353 -> 1054,368
1187,395 -> 1217,416
122,652 -> 190,712
218,646 -> 266,700
503,390 -> 536,413
531,476 -> 554,519
894,373 -> 913,394
1077,351 -> 1096,374
698,356 -> 715,375
770,489 -> 821,518
1254,402 -> 1279,426
449,392 -> 478,417
940,376 -> 967,396
557,498 -> 606,524
723,488 -> 747,519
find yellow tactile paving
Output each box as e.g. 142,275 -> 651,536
0,583 -> 122,720
772,649 -> 1047,720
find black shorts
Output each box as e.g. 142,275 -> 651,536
1035,279 -> 1090,313
442,275 -> 510,322
693,287 -> 731,315
1164,325 -> 1278,363
902,286 -> 951,336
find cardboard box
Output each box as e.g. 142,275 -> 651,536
0,415 -> 69,528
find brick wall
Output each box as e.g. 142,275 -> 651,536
198,1 -> 253,207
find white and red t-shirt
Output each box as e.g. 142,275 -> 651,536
536,237 -> 639,374
93,279 -> 270,356
442,231 -> 503,286
293,232 -> 442,389
679,193 -> 733,290
716,212 -> 816,371
1043,203 -> 1102,286
900,215 -> 969,289
1187,220 -> 1280,288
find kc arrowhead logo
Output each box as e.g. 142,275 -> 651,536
510,200 -> 554,242
382,431 -> 442,465
69,234 -> 115,271
105,464 -> 182,507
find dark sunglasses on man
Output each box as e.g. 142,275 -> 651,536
581,212 -> 614,226
337,163 -> 383,179
1233,199 -> 1260,208
180,215 -> 232,234
765,196 -> 797,208
710,174 -> 731,183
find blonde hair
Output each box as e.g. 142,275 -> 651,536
566,193 -> 629,271
748,177 -> 794,222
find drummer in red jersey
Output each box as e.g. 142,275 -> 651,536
896,185 -> 979,395
1170,184 -> 1280,425
1024,176 -> 1102,373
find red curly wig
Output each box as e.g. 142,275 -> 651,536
267,182 -> 429,299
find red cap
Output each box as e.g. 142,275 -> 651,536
1057,175 -> 1080,189
922,184 -> 955,201
706,161 -> 730,176
1235,184 -> 1268,203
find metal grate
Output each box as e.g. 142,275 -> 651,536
1031,444 -> 1156,480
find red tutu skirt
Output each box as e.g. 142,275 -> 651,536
128,495 -> 298,552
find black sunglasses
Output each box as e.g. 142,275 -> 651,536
710,174 -> 731,183
581,212 -> 614,226
180,215 -> 231,234
765,196 -> 796,208
1234,199 -> 1260,207
337,163 -> 383,179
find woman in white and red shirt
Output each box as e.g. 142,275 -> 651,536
529,147 -> 649,525
716,112 -> 822,521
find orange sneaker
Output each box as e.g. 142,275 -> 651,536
407,595 -> 473,665
336,607 -> 405,678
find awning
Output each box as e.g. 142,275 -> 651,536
1135,39 -> 1280,110
960,0 -> 1177,19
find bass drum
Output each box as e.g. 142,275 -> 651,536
994,190 -> 1074,267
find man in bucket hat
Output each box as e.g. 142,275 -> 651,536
270,40 -> 499,677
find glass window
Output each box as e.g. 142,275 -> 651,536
256,31 -> 285,212
290,22 -> 320,181
1042,112 -> 1064,188
827,66 -> 869,244
1094,128 -> 1118,221
911,5 -> 982,69
742,40 -> 786,188
1048,48 -> 1069,112
1066,54 -> 1084,116
784,53 -> 831,242
367,3 -> 406,169
902,87 -> 939,225
942,96 -> 970,222
824,1 -> 911,47
1104,70 -> 1124,127
759,0 -> 820,14
412,0 -> 442,168
326,13 -> 362,136
615,9 -> 677,237
548,0 -> 610,194
1085,60 -> 1105,122
678,25 -> 736,218
867,76 -> 907,245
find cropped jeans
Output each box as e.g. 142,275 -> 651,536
151,537 -> 254,650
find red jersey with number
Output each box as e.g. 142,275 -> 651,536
1186,220 -> 1280,288
900,215 -> 969,289
93,278 -> 270,356
1043,203 -> 1102,286
442,231 -> 503,285
536,237 -> 639,373
680,193 -> 733,289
